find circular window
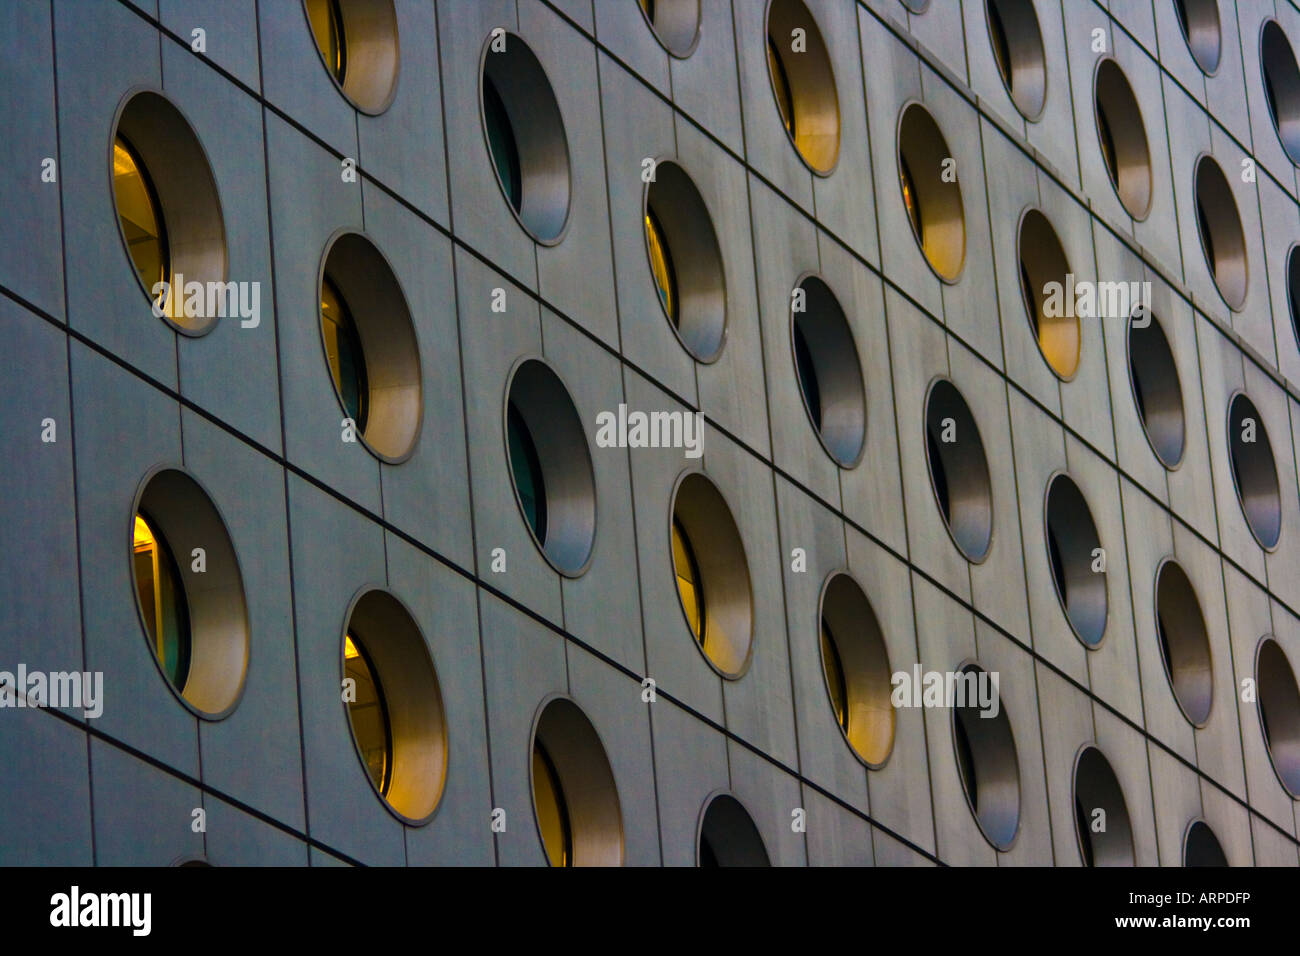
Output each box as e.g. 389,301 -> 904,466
111,91 -> 227,335
530,698 -> 624,866
985,0 -> 1046,120
1017,208 -> 1079,379
898,103 -> 966,282
1094,58 -> 1152,219
1183,819 -> 1229,866
480,32 -> 571,244
1194,155 -> 1248,311
1072,745 -> 1135,866
637,0 -> 700,58
1262,21 -> 1300,165
950,662 -> 1020,851
130,468 -> 248,717
504,359 -> 597,577
790,275 -> 866,467
670,472 -> 754,679
1174,0 -> 1221,75
765,0 -> 841,175
340,589 -> 447,823
1227,392 -> 1282,550
1154,559 -> 1213,726
697,793 -> 770,866
817,572 -> 895,767
1287,244 -> 1300,351
1127,309 -> 1185,468
318,232 -> 422,463
303,0 -> 399,114
1256,637 -> 1300,797
924,378 -> 994,562
1044,473 -> 1108,648
644,161 -> 727,362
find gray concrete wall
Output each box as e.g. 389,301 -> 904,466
2,0 -> 1300,866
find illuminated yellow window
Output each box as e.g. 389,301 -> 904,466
899,154 -> 923,244
532,739 -> 572,866
767,35 -> 796,137
306,0 -> 346,84
113,135 -> 168,291
672,518 -> 705,643
820,619 -> 849,733
645,210 -> 677,323
132,513 -> 190,691
320,275 -> 368,429
344,631 -> 392,794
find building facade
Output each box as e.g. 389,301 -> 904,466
3,0 -> 1300,866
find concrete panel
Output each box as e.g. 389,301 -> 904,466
826,240 -> 907,555
860,17 -> 937,321
599,52 -> 697,407
749,175 -> 836,504
1041,175 -> 1115,460
162,37 -> 282,452
256,0 -> 357,157
974,621 -> 1054,866
774,476 -> 862,805
911,575 -> 992,866
541,309 -> 644,674
1093,702 -> 1159,866
926,67 -> 1003,369
54,0 -> 175,388
846,527 -> 935,857
984,117 -> 1061,410
477,592 -> 567,867
1195,318 -> 1264,580
903,0 -> 969,82
437,0 -> 536,290
1035,662 -> 1102,865
285,473 -> 403,865
1024,0 -> 1083,194
709,433 -> 799,768
808,0 -> 881,266
70,342 -> 198,775
565,644 -> 661,865
1064,435 -> 1142,727
362,184 -> 472,570
181,409 -> 305,831
454,249 -> 561,624
1202,0 -> 1252,148
647,700 -> 728,866
593,0 -> 670,98
0,708 -> 92,866
626,369 -> 724,725
801,783 -> 876,865
886,287 -> 971,602
1007,386 -> 1086,682
0,305 -> 82,705
264,113 -> 379,511
1162,288 -> 1220,545
1147,740 -> 1205,866
358,0 -> 449,226
89,736 -> 205,866
205,798 -> 310,866
677,121 -> 769,456
161,0 -> 261,92
386,534 -> 495,867
731,0 -> 814,211
524,1 -> 619,348
1197,779 -> 1258,867
670,0 -> 745,155
0,0 -> 64,318
951,338 -> 1031,642
726,737 -> 808,865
